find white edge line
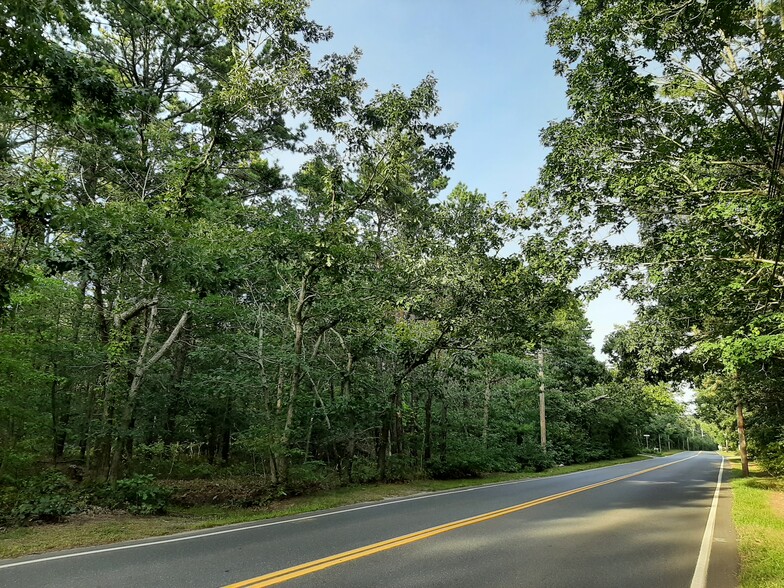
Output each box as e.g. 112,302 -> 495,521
0,452 -> 691,571
689,454 -> 725,588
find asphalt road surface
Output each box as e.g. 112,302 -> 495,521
0,451 -> 737,587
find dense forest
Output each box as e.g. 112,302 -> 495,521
2,0 -> 780,523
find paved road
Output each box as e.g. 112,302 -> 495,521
0,451 -> 736,587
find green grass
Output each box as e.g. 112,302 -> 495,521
724,454 -> 784,588
0,455 -> 649,560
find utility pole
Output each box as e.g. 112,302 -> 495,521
538,346 -> 546,450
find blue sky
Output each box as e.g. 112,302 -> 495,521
306,0 -> 636,360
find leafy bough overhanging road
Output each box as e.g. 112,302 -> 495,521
0,452 -> 735,587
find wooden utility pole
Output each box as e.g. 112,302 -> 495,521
538,346 -> 546,450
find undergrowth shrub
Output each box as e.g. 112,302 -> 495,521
129,442 -> 223,479
286,461 -> 339,495
427,455 -> 483,480
112,474 -> 170,515
516,442 -> 556,472
429,438 -> 520,480
343,457 -> 378,484
756,441 -> 784,476
9,469 -> 81,523
383,455 -> 420,482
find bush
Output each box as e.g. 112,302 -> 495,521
756,441 -> 784,477
2,471 -> 173,524
167,462 -> 220,480
286,461 -> 339,495
517,443 -> 556,472
550,442 -> 608,466
427,439 -> 520,480
9,469 -> 81,524
383,455 -> 420,482
113,474 -> 170,515
343,457 -> 378,484
129,442 -> 224,479
12,493 -> 79,523
427,456 -> 483,480
0,449 -> 37,485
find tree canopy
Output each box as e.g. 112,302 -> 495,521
527,0 -> 783,474
0,0 -> 724,523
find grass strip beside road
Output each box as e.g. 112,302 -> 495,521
725,455 -> 784,587
0,455 -> 648,560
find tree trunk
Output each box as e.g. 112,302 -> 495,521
207,420 -> 218,465
278,269 -> 312,484
89,366 -> 117,482
51,378 -> 61,462
438,394 -> 448,462
54,280 -> 87,461
108,308 -> 190,483
346,437 -> 356,483
342,353 -> 353,398
538,346 -> 547,450
482,370 -> 491,448
281,271 -> 338,478
164,332 -> 190,443
378,421 -> 389,480
391,384 -> 404,455
221,398 -> 231,465
303,394 -> 318,463
736,401 -> 750,477
80,384 -> 96,465
277,321 -> 302,484
424,387 -> 433,462
109,401 -> 132,483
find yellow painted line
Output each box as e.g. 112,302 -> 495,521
225,452 -> 701,587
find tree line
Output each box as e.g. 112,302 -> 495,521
0,0 -> 734,522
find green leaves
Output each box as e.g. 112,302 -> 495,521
698,312 -> 784,374
0,0 -> 675,496
529,0 -> 782,465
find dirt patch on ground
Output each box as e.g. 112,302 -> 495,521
162,477 -> 277,507
66,506 -> 133,526
770,489 -> 784,519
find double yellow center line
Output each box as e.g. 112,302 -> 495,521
226,453 -> 700,587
